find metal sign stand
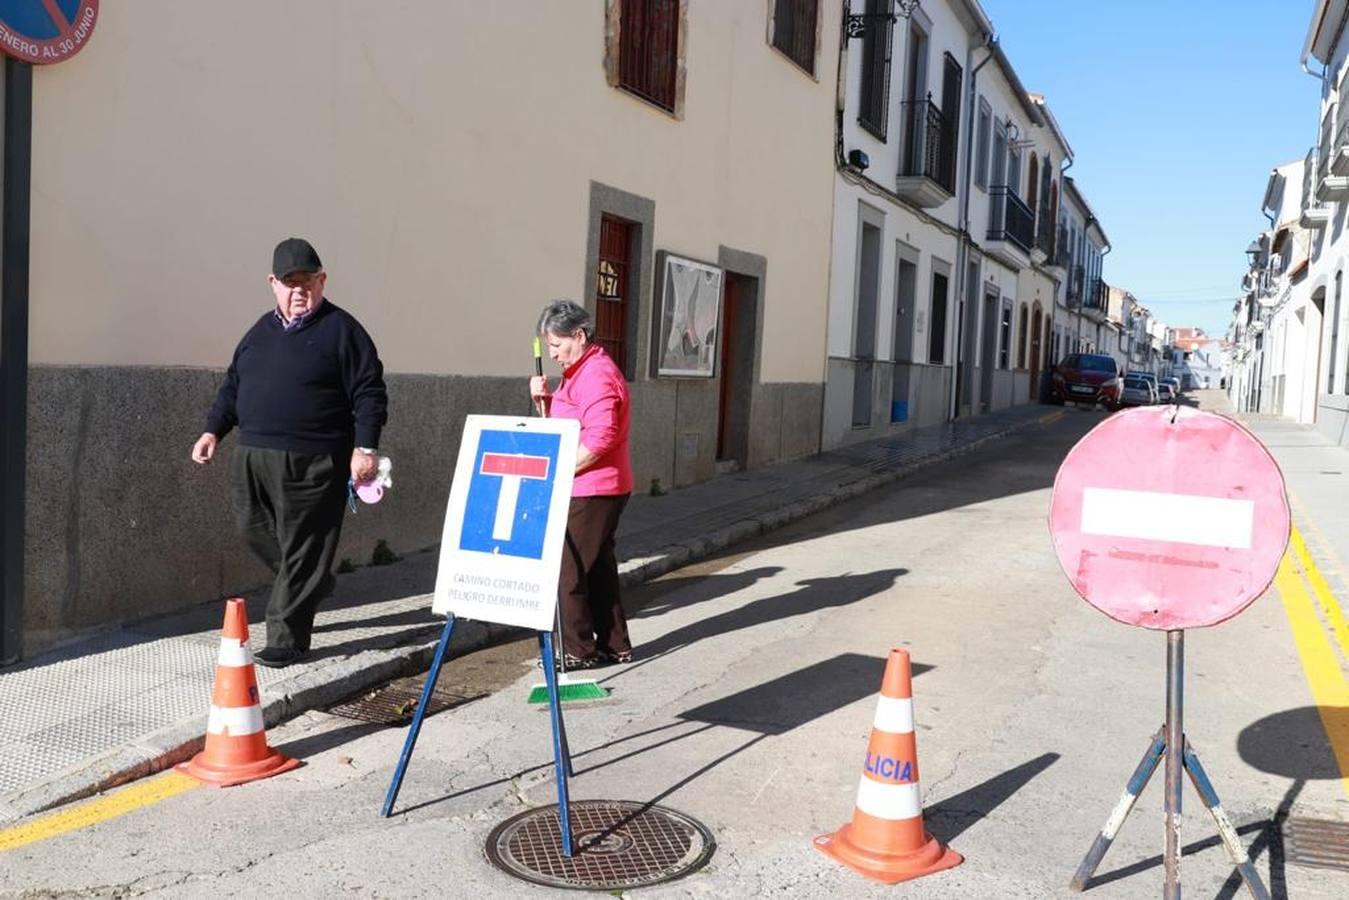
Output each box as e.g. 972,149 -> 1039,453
1069,631 -> 1270,898
380,615 -> 578,857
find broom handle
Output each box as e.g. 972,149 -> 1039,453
535,337 -> 565,674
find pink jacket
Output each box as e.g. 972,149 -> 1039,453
550,344 -> 633,497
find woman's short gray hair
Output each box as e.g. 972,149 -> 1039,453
537,299 -> 594,339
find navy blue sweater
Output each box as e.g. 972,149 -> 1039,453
205,300 -> 387,454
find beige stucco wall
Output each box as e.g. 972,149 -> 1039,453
30,1 -> 837,384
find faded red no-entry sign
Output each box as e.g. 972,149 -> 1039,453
0,0 -> 98,66
1049,406 -> 1290,629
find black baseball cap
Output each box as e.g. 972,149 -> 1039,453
272,237 -> 323,279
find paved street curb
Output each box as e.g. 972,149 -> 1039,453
0,414 -> 1041,823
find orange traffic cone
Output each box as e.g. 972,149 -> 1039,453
814,647 -> 962,884
177,598 -> 300,787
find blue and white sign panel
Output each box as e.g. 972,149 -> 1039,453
432,415 -> 578,631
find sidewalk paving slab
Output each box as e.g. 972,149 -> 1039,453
0,401 -> 1053,824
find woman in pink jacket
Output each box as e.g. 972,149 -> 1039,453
530,300 -> 634,668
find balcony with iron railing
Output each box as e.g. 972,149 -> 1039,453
1316,111 -> 1349,202
1302,147 -> 1331,228
1034,201 -> 1055,261
1335,109 -> 1349,177
894,96 -> 955,208
985,186 -> 1034,270
1049,222 -> 1070,270
1084,277 -> 1109,319
1066,265 -> 1085,307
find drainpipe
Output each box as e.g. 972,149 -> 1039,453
1051,153 -> 1074,368
1098,241 -> 1111,355
949,30 -> 997,421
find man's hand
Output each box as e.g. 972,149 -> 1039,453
191,433 -> 218,464
351,448 -> 378,483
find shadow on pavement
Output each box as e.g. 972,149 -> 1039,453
925,752 -> 1060,845
396,653 -> 933,817
631,566 -> 785,620
1237,705 -> 1348,780
628,654 -> 935,832
603,568 -> 908,684
676,652 -> 930,735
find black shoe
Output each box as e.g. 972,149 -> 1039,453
254,646 -> 308,668
562,653 -> 599,670
597,648 -> 633,665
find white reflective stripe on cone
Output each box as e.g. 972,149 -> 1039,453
855,777 -> 923,820
207,704 -> 264,736
216,638 -> 253,668
872,696 -> 914,734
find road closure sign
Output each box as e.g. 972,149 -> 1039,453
0,0 -> 99,65
1049,406 -> 1289,630
432,415 -> 578,632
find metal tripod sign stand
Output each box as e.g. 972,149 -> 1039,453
1047,406 -> 1291,897
381,616 -> 579,855
379,414 -> 582,856
1069,630 -> 1268,898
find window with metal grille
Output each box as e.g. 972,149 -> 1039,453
619,0 -> 680,112
595,215 -> 634,377
772,0 -> 818,75
857,0 -> 893,138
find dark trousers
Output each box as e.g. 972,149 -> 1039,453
559,494 -> 631,659
231,447 -> 348,651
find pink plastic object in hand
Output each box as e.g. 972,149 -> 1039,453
355,481 -> 384,504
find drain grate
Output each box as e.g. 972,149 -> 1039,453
1287,817 -> 1349,872
485,800 -> 715,890
328,682 -> 475,726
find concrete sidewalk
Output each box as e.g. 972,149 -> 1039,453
1236,405 -> 1349,603
0,402 -> 1054,823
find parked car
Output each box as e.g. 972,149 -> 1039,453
1157,381 -> 1176,403
1050,353 -> 1122,409
1135,372 -> 1160,404
1118,374 -> 1156,408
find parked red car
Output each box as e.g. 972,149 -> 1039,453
1049,353 -> 1122,410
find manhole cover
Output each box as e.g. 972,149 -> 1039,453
485,800 -> 715,890
328,682 -> 474,726
1287,816 -> 1349,872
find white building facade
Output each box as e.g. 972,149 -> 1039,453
823,0 -> 1106,446
1289,1 -> 1349,442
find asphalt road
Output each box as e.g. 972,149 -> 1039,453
1,404 -> 1346,898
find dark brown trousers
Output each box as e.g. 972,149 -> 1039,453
559,494 -> 631,659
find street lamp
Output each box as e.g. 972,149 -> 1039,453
845,1 -> 922,39
1244,239 -> 1263,269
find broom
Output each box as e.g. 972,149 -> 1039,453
527,335 -> 609,704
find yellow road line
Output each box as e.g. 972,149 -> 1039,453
1290,528 -> 1349,665
0,771 -> 199,853
1039,411 -> 1066,426
1287,486 -> 1349,582
1273,545 -> 1349,799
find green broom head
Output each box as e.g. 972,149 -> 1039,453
527,672 -> 610,704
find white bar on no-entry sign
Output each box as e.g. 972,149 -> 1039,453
1080,487 -> 1255,549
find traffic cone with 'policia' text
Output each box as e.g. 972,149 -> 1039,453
814,647 -> 962,884
177,598 -> 299,787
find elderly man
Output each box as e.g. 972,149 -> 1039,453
191,238 -> 387,667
